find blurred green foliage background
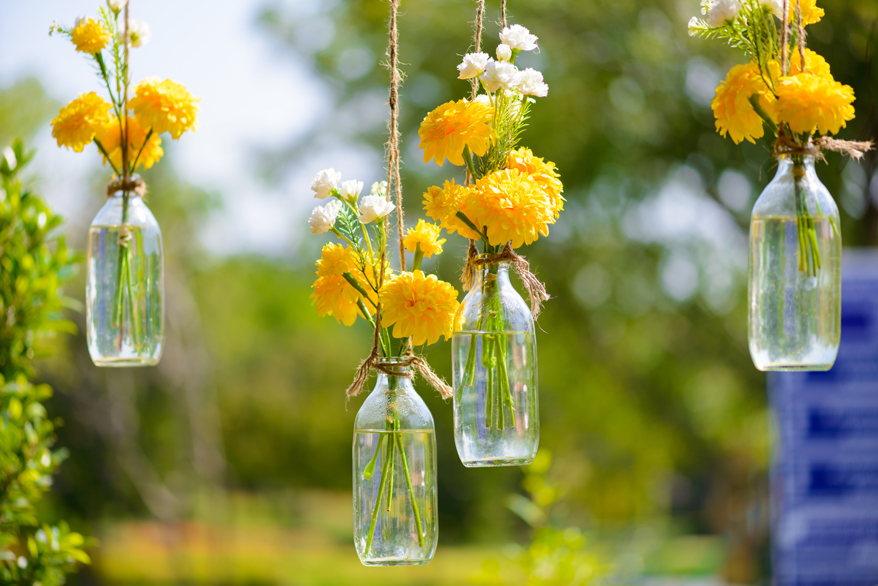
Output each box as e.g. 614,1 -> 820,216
2,0 -> 877,583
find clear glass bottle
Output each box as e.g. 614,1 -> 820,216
748,154 -> 841,371
353,358 -> 437,566
451,258 -> 539,467
87,186 -> 164,367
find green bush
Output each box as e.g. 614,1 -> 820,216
0,140 -> 91,586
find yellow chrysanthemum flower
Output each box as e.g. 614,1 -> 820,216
129,78 -> 200,139
316,243 -> 355,278
788,0 -> 823,25
51,92 -> 113,153
774,71 -> 855,135
506,148 -> 565,218
404,219 -> 446,258
311,275 -> 361,327
467,169 -> 555,249
95,116 -> 164,171
70,18 -> 111,54
379,270 -> 460,346
423,179 -> 482,240
418,99 -> 494,167
712,63 -> 775,145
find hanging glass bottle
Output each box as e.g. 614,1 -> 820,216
86,182 -> 164,367
353,358 -> 438,566
748,154 -> 841,371
452,258 -> 539,467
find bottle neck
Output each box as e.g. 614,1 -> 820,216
473,260 -> 511,291
374,360 -> 413,392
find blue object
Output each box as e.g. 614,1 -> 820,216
770,251 -> 878,585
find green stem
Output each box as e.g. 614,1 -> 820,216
363,435 -> 385,480
411,245 -> 425,273
463,144 -> 478,180
129,128 -> 153,172
455,211 -> 489,246
748,94 -> 778,136
93,139 -> 122,177
395,432 -> 425,547
365,431 -> 394,555
386,430 -> 396,513
343,273 -> 377,308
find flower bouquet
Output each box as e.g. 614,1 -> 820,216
49,0 -> 198,366
690,0 -> 871,371
418,23 -> 562,466
307,170 -> 458,565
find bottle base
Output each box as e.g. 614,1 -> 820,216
460,456 -> 535,468
359,557 -> 432,567
91,356 -> 161,368
754,362 -> 834,372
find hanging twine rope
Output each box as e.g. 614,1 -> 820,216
500,0 -> 507,28
107,3 -> 150,198
345,0 -> 452,401
462,241 -> 550,319
774,0 -> 873,160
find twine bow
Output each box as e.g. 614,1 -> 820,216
106,176 -> 147,198
345,345 -> 453,400
462,241 -> 550,319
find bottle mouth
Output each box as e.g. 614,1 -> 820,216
476,253 -> 509,265
375,356 -> 412,372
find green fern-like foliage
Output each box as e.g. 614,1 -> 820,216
0,140 -> 92,586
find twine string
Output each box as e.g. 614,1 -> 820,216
501,0 -> 507,28
122,2 -> 130,186
345,0 -> 452,401
462,242 -> 550,319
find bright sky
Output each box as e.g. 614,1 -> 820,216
0,0 -> 380,255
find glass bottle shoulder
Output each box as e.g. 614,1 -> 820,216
354,377 -> 435,432
90,194 -> 159,229
751,159 -> 838,221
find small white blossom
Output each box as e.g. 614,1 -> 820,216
74,16 -> 87,29
760,0 -> 783,18
311,168 -> 342,199
357,195 -> 395,224
499,24 -> 538,52
474,94 -> 492,105
496,44 -> 513,62
687,16 -> 702,36
370,181 -> 388,195
481,61 -> 519,93
457,52 -> 491,80
108,0 -> 128,12
121,18 -> 151,47
339,179 -> 363,200
516,68 -> 548,97
48,21 -> 61,36
705,0 -> 742,27
309,200 -> 342,235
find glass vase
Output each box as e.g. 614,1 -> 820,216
451,258 -> 539,467
748,154 -> 841,371
353,358 -> 437,566
87,186 -> 164,367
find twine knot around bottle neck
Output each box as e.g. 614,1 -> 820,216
462,241 -> 550,319
773,132 -> 873,164
345,346 -> 452,401
107,176 -> 147,198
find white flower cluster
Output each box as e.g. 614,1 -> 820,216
456,24 -> 548,98
696,0 -> 781,28
307,169 -> 394,235
122,18 -> 152,48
